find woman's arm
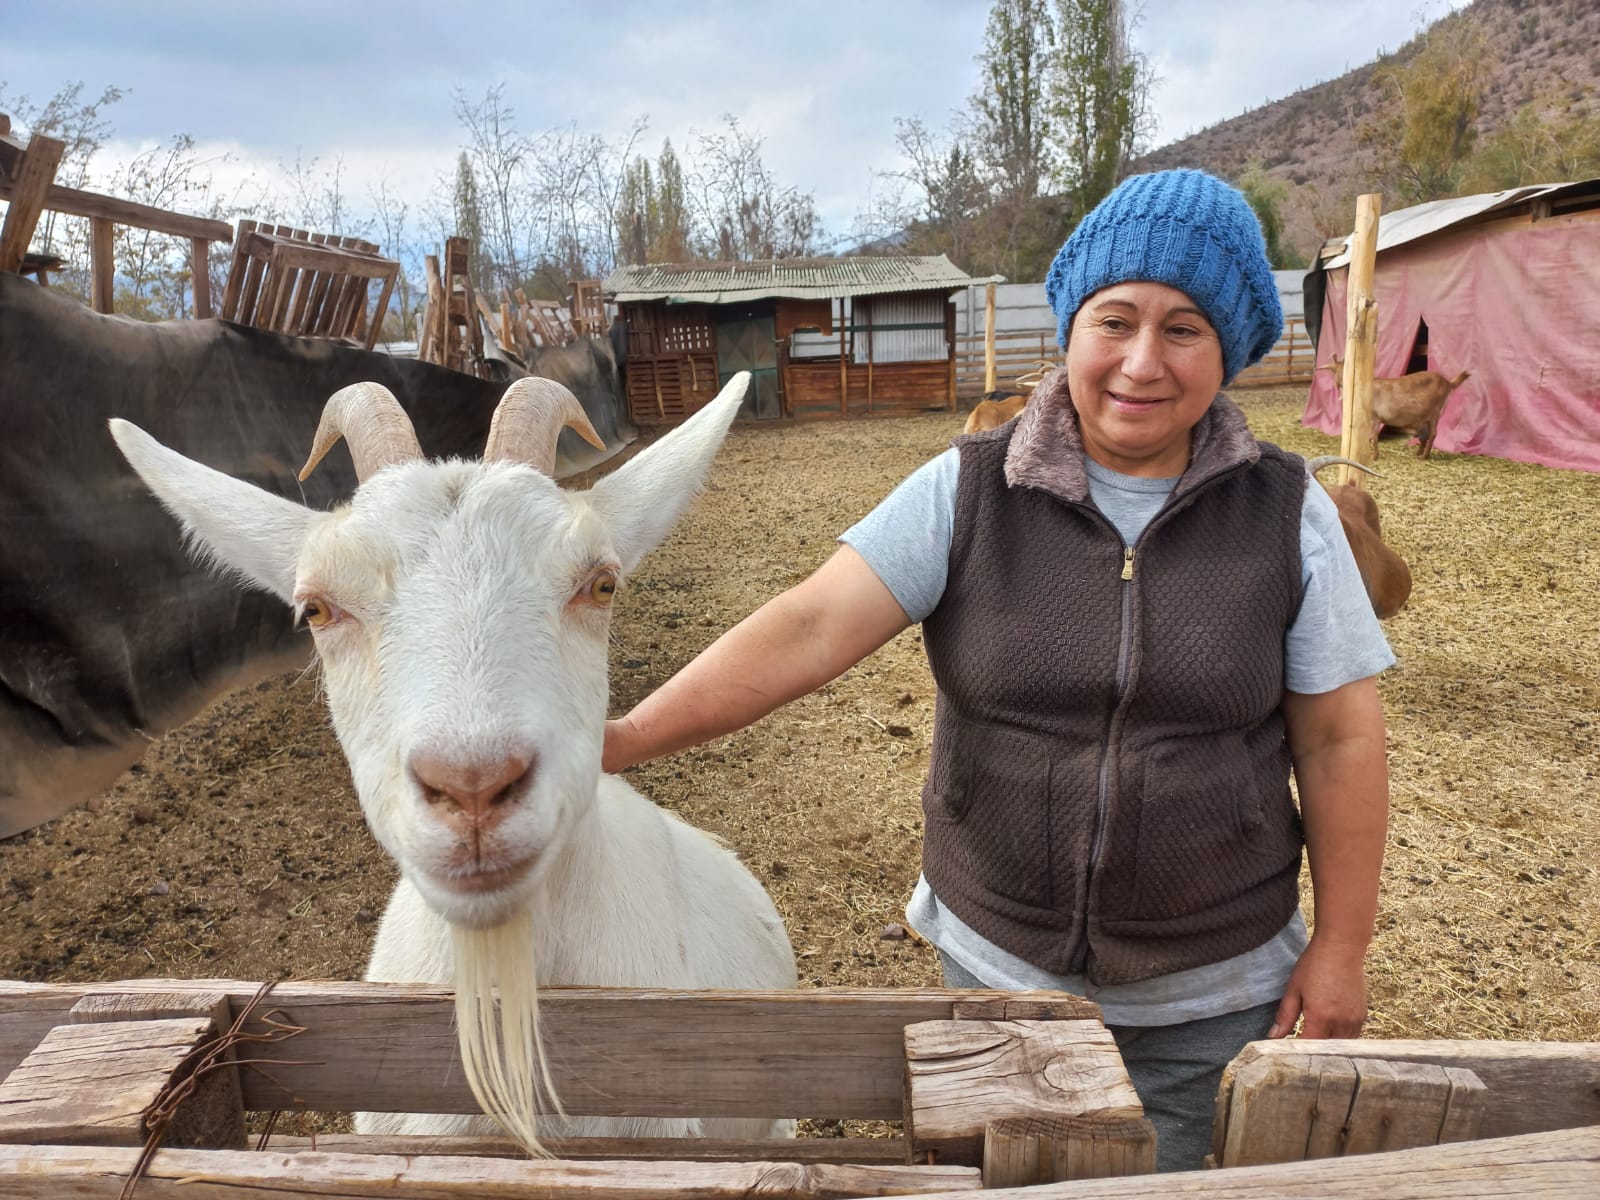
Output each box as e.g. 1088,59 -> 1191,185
603,545 -> 913,772
1271,675 -> 1389,1038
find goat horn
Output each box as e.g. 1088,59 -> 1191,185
483,377 -> 606,476
1306,455 -> 1384,479
299,382 -> 423,483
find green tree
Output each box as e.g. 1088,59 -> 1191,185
1237,160 -> 1305,269
1460,95 -> 1600,193
615,155 -> 653,266
652,140 -> 691,262
1048,0 -> 1153,222
972,0 -> 1055,202
1360,18 -> 1494,204
613,139 -> 693,265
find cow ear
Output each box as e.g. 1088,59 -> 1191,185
109,418 -> 315,604
584,372 -> 747,573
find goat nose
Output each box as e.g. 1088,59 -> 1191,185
408,750 -> 535,826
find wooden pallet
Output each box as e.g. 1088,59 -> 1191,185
218,221 -> 398,350
0,980 -> 1156,1196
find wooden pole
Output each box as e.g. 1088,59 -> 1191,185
865,301 -> 874,414
1338,194 -> 1382,488
190,237 -> 213,318
983,282 -> 997,394
89,216 -> 115,314
838,297 -> 848,416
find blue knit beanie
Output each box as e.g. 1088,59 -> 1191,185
1044,169 -> 1282,385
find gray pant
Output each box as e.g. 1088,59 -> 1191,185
938,952 -> 1277,1173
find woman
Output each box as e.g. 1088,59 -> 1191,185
603,168 -> 1392,1172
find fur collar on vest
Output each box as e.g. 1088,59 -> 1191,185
997,367 -> 1262,505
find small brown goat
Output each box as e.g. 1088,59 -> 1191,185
1321,356 -> 1470,459
963,389 -> 1028,434
1307,455 -> 1412,620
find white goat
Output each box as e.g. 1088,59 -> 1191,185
110,372 -> 796,1147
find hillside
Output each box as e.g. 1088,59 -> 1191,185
1133,0 -> 1600,259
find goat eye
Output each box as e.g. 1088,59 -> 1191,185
587,571 -> 618,606
296,596 -> 346,630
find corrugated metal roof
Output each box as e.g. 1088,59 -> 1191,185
1319,179 -> 1599,269
604,254 -> 1003,303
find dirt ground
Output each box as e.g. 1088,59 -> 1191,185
4,386 -> 1597,1062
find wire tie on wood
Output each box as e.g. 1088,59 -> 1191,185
118,980 -> 317,1200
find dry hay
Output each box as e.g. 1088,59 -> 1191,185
0,385 -> 1594,1099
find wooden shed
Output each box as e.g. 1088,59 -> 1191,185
603,256 -> 1000,427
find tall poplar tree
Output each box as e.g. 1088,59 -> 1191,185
1049,0 -> 1152,221
972,0 -> 1055,202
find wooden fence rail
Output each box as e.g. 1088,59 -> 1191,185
1,112 -> 233,317
954,317 -> 1314,399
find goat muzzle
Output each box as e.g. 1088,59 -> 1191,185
299,382 -> 424,483
483,377 -> 607,476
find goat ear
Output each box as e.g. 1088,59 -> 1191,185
584,371 -> 748,574
109,418 -> 315,604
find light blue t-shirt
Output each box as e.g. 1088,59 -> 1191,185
840,447 -> 1396,1026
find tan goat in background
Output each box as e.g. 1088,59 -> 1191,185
1322,356 -> 1471,459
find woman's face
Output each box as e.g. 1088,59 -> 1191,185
1065,281 -> 1226,478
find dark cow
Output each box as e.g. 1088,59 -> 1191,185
0,272 -> 632,836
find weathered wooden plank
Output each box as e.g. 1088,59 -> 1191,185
0,1143 -> 982,1198
0,1017 -> 243,1149
1303,1055 -> 1360,1159
88,215 -> 115,314
1222,1053 -> 1491,1167
1342,1059 -> 1484,1157
982,1114 -> 1156,1186
1220,1053 -> 1336,1167
900,1126 -> 1600,1198
903,1019 -> 1141,1166
0,173 -> 233,242
268,1133 -> 909,1163
0,130 -> 65,274
1227,1039 -> 1600,1140
0,981 -> 1090,1121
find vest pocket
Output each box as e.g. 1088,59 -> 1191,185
923,711 -> 1056,910
1129,736 -> 1296,921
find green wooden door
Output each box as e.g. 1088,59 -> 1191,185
715,313 -> 780,419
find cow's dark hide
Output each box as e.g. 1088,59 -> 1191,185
0,272 -> 633,836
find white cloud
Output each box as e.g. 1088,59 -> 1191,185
2,0 -> 1472,244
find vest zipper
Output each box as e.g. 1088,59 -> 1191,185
1071,535 -> 1140,976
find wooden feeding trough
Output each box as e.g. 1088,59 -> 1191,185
0,979 -> 1158,1197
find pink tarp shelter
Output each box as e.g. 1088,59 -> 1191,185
1302,180 -> 1600,473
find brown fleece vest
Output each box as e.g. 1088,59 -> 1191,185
921,375 -> 1307,985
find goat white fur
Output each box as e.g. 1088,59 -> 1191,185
109,372 -> 796,1143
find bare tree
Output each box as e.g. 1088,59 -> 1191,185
452,84 -> 534,296
0,81 -> 125,299
108,134 -> 239,318
371,173 -> 424,340
687,116 -> 820,260
281,150 -> 371,239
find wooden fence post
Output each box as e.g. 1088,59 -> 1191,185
983,282 -> 997,394
1339,193 -> 1382,488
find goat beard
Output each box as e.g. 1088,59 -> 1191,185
450,911 -> 561,1155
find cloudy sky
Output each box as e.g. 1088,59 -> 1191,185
2,0 -> 1469,243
